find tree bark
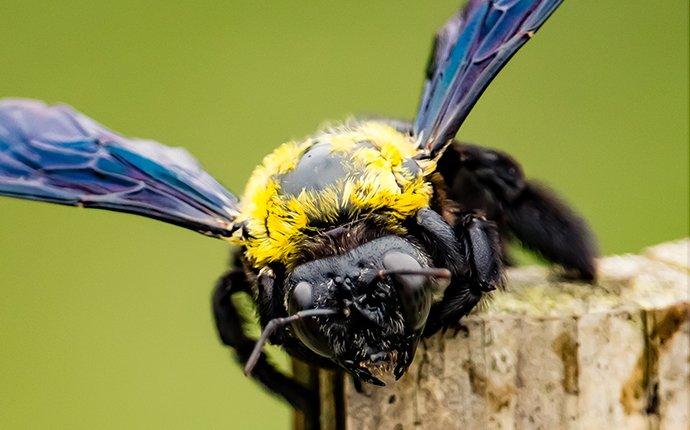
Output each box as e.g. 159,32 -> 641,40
296,239 -> 690,430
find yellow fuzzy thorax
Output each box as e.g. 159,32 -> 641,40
231,121 -> 436,269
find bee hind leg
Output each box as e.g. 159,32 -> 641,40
212,268 -> 318,414
438,142 -> 598,281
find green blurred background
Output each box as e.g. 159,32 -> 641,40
0,1 -> 687,428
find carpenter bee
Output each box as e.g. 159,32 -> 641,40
0,0 -> 596,417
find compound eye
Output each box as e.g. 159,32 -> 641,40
288,281 -> 333,358
383,252 -> 431,330
290,281 -> 313,311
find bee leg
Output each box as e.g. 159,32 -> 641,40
438,142 -> 598,280
423,282 -> 481,336
415,207 -> 465,275
506,180 -> 598,280
423,212 -> 502,336
212,269 -> 318,414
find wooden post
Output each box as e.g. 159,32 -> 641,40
296,239 -> 689,430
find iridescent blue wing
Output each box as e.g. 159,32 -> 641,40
414,0 -> 564,156
0,99 -> 240,238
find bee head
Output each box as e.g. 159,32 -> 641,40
286,236 -> 450,385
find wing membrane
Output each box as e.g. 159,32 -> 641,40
414,0 -> 564,156
0,99 -> 240,238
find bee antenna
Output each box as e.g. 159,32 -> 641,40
244,308 -> 337,376
377,267 -> 452,279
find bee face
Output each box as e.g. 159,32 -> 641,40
286,235 -> 441,385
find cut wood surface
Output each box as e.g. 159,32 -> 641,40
303,239 -> 690,430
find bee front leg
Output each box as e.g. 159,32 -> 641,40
211,268 -> 318,414
422,211 -> 502,336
